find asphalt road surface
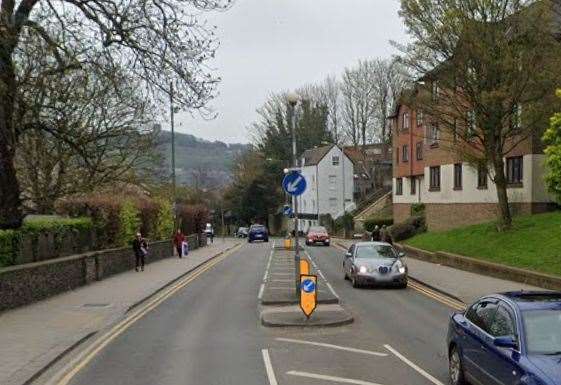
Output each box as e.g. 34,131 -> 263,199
66,241 -> 457,385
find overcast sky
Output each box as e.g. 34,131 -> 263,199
171,0 -> 409,144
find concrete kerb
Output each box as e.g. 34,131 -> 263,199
396,243 -> 561,292
25,242 -> 241,385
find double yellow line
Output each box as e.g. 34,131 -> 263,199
333,243 -> 466,311
51,244 -> 242,385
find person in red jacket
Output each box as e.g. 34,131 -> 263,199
173,229 -> 185,258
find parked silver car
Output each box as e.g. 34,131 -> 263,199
343,242 -> 408,288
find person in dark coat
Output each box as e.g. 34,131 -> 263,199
132,232 -> 148,271
371,225 -> 381,242
173,229 -> 185,258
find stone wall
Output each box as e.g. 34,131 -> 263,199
0,237 -> 205,312
393,203 -> 412,225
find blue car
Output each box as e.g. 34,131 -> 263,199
447,291 -> 561,385
248,224 -> 268,243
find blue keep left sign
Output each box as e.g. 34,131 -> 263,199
301,279 -> 316,293
282,171 -> 307,196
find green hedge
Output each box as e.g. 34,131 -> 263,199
0,217 -> 93,267
389,215 -> 426,242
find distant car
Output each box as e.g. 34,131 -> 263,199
343,242 -> 407,288
447,291 -> 561,385
305,226 -> 330,246
248,224 -> 268,243
236,227 -> 249,238
204,223 -> 213,236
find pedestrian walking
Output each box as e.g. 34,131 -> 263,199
371,225 -> 381,242
132,232 -> 148,272
173,229 -> 185,258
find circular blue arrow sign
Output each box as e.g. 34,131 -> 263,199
301,279 -> 316,293
282,171 -> 307,196
283,205 -> 293,216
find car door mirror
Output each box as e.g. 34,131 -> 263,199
345,252 -> 352,259
494,336 -> 517,349
398,251 -> 405,258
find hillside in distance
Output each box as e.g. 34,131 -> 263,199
155,130 -> 249,189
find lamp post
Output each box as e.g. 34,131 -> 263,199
170,82 -> 177,223
287,92 -> 300,296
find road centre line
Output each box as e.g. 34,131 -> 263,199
261,349 -> 279,385
48,244 -> 242,385
305,251 -> 339,299
276,338 -> 388,357
384,344 -> 445,385
258,284 -> 265,300
287,371 -> 384,385
408,281 -> 465,311
263,248 -> 274,282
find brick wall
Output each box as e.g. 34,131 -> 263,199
393,203 -> 412,224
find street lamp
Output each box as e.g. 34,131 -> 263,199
287,91 -> 301,295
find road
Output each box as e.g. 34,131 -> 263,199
64,241 -> 457,385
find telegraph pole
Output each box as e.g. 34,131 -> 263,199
170,82 -> 177,222
287,93 -> 300,295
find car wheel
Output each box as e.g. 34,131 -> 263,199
343,266 -> 349,280
324,242 -> 330,246
351,274 -> 360,288
399,280 -> 408,289
449,346 -> 466,385
264,238 -> 269,242
248,239 -> 252,243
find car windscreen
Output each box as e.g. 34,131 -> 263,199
355,245 -> 396,259
523,309 -> 561,355
250,225 -> 266,231
308,227 -> 327,234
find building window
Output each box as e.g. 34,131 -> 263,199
453,118 -> 458,142
511,104 -> 522,132
429,123 -> 439,145
432,80 -> 440,102
416,110 -> 423,127
478,165 -> 488,189
506,156 -> 523,185
454,163 -> 463,190
312,200 -> 315,211
396,148 -> 399,164
467,110 -> 476,139
403,113 -> 410,130
332,156 -> 340,166
396,178 -> 403,195
429,166 -> 441,191
410,176 -> 416,195
402,145 -> 409,162
416,142 -> 423,160
329,175 -> 336,190
329,198 -> 338,208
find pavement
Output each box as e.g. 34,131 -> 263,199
334,238 -> 544,304
0,239 -> 239,385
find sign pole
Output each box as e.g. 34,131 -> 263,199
288,99 -> 300,296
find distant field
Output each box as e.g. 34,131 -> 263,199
405,211 -> 561,276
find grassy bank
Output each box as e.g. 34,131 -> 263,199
405,211 -> 561,276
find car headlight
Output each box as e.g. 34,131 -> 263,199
394,260 -> 406,274
359,266 -> 368,274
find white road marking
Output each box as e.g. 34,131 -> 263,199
305,251 -> 339,299
276,338 -> 388,357
258,284 -> 265,300
287,371 -> 384,385
261,349 -> 278,385
263,248 -> 274,282
384,344 -> 445,385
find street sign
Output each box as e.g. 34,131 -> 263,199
282,171 -> 307,196
299,274 -> 317,318
300,259 -> 310,276
283,205 -> 293,217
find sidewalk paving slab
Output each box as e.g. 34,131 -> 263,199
334,239 -> 544,304
0,239 -> 239,385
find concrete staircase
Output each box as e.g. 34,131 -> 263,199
353,190 -> 393,231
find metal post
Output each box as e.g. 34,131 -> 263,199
288,100 -> 300,296
170,82 -> 177,222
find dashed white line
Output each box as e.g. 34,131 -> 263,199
261,349 -> 278,385
258,284 -> 265,300
287,371 -> 384,385
276,338 -> 388,357
384,344 -> 444,385
305,251 -> 339,299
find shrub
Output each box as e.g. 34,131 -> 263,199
364,217 -> 394,232
0,230 -> 21,267
411,203 -> 426,216
118,200 -> 141,246
154,198 -> 174,241
178,204 -> 210,235
389,215 -> 426,242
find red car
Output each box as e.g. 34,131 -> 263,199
305,226 -> 330,246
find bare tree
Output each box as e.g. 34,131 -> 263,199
0,0 -> 230,229
341,60 -> 378,149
